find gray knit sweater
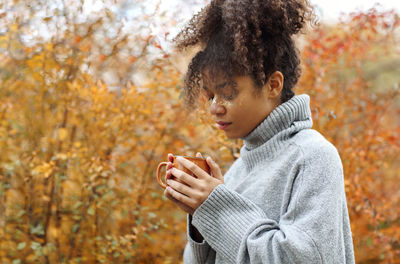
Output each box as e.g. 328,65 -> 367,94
183,94 -> 355,264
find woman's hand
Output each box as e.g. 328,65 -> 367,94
163,152 -> 224,215
163,153 -> 195,215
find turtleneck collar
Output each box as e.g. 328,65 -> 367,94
239,94 -> 313,171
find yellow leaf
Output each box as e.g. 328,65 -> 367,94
32,72 -> 42,81
32,162 -> 55,179
10,23 -> 18,32
58,128 -> 68,141
46,43 -> 53,51
55,153 -> 68,160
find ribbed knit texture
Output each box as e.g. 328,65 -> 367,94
183,94 -> 355,264
184,215 -> 214,262
240,94 -> 313,171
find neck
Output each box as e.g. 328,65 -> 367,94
239,94 -> 313,170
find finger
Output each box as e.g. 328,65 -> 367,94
167,179 -> 195,198
166,186 -> 196,208
164,188 -> 178,203
165,162 -> 173,181
196,152 -> 203,158
168,153 -> 174,162
164,188 -> 171,199
166,167 -> 173,181
206,156 -> 223,181
164,188 -> 195,215
170,167 -> 197,186
164,188 -> 183,205
176,156 -> 209,179
167,161 -> 173,170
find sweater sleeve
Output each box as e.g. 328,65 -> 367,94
183,214 -> 215,264
191,143 -> 355,263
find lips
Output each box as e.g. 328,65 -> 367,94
216,121 -> 232,130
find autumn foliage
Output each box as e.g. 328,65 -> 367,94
298,8 -> 400,263
0,1 -> 399,263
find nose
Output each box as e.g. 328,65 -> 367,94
210,97 -> 226,116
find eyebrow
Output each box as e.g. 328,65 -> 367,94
203,82 -> 228,91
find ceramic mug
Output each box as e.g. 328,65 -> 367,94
156,155 -> 211,188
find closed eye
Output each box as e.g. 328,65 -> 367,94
224,95 -> 234,101
202,82 -> 236,101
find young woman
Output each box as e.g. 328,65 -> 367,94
163,0 -> 355,263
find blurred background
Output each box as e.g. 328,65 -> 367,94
0,0 -> 399,263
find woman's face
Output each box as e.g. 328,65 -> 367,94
201,72 -> 281,139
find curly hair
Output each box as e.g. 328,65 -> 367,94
173,0 -> 317,110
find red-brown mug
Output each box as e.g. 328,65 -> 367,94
156,155 -> 211,188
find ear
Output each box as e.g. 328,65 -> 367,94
266,71 -> 284,99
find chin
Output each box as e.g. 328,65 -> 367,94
225,132 -> 242,140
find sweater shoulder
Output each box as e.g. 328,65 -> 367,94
290,129 -> 341,165
289,129 -> 345,195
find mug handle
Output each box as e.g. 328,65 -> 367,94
156,162 -> 168,188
